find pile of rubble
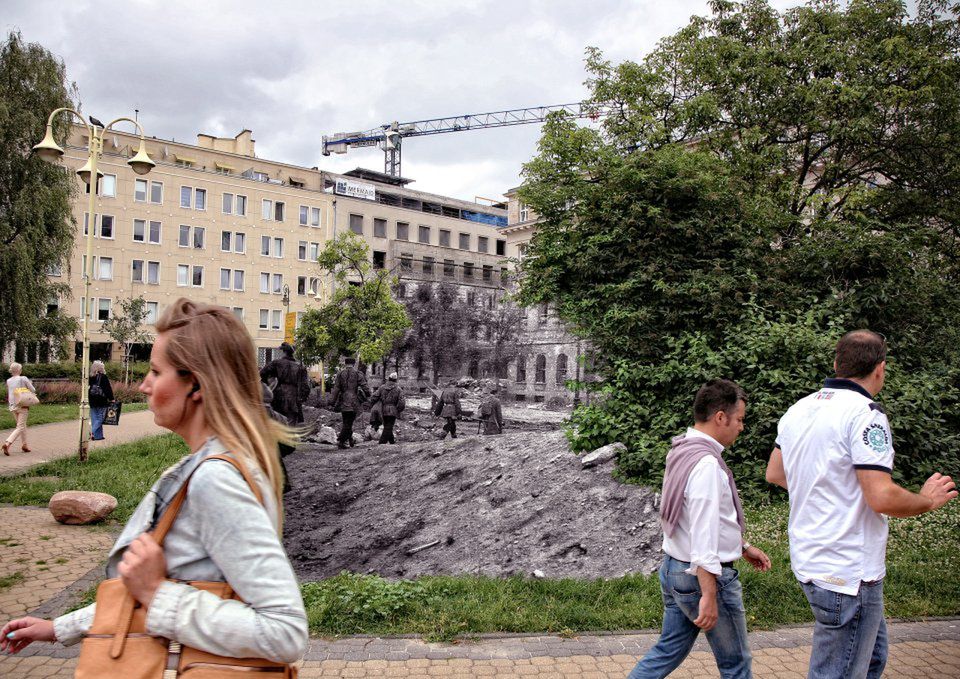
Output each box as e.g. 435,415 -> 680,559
282,431 -> 662,580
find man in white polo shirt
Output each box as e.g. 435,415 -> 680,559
767,330 -> 956,679
629,379 -> 771,679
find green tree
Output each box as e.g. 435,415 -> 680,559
0,31 -> 78,353
519,0 -> 960,496
100,296 -> 150,384
397,282 -> 479,385
296,232 -> 409,366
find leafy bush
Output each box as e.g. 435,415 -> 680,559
300,572 -> 435,634
33,380 -> 146,404
0,361 -> 149,382
568,305 -> 960,499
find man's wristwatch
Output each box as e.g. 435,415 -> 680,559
742,542 -> 751,553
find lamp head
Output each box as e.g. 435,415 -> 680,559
32,125 -> 64,163
127,138 -> 155,175
76,157 -> 104,186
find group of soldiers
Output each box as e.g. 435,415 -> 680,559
259,344 -> 506,449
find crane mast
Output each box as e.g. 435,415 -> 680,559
323,102 -> 601,177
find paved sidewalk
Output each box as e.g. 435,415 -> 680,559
0,409 -> 164,476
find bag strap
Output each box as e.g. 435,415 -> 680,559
110,453 -> 266,659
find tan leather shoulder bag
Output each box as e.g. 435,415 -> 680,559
75,453 -> 299,678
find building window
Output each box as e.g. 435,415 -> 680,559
516,356 -> 527,383
519,203 -> 529,222
539,302 -> 549,325
221,231 -> 232,252
478,236 -> 489,253
235,232 -> 245,253
300,205 -> 309,226
47,263 -> 62,277
463,262 -> 474,278
236,195 -> 247,216
100,174 -> 116,198
97,257 -> 112,281
374,218 -> 386,238
261,235 -> 270,256
311,207 -> 320,227
220,268 -> 231,290
271,310 -> 282,330
309,277 -> 319,295
135,179 -> 147,202
150,181 -> 163,204
274,201 -> 285,221
145,302 -> 159,325
443,259 -> 455,277
482,265 -> 492,281
99,215 -> 114,239
262,199 -> 272,220
556,353 -> 568,385
396,222 -> 409,240
400,253 -> 412,271
496,239 -> 506,256
272,273 -> 283,294
259,309 -> 269,330
180,186 -> 192,208
223,193 -> 234,214
297,276 -> 307,295
418,225 -> 430,244
97,298 -> 111,321
535,355 -> 546,384
439,229 -> 451,247
177,264 -> 189,286
260,272 -> 270,294
147,261 -> 159,285
273,237 -> 284,258
459,233 -> 470,250
192,266 -> 204,287
133,219 -> 162,244
349,214 -> 363,235
422,256 -> 434,274
298,241 -> 307,260
194,227 -> 205,249
232,307 -> 243,321
309,242 -> 319,261
195,188 -> 206,210
132,259 -> 160,286
132,260 -> 144,283
373,251 -> 386,269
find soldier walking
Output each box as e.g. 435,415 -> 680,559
479,385 -> 504,435
370,372 -> 405,444
330,357 -> 368,449
438,380 -> 461,439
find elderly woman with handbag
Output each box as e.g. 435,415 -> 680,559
1,299 -> 308,676
89,360 -> 115,442
3,362 -> 38,456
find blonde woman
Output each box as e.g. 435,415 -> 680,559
1,299 -> 308,663
3,362 -> 36,456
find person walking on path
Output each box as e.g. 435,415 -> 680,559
0,298 -> 307,665
88,360 -> 114,442
766,330 -> 957,679
438,380 -> 462,439
3,362 -> 37,456
330,356 -> 368,449
479,385 -> 504,435
260,342 -> 311,425
370,372 -> 405,444
629,379 -> 771,679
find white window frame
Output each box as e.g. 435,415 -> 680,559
299,205 -> 308,226
234,232 -> 245,254
145,301 -> 159,325
97,298 -> 112,321
259,309 -> 269,330
271,309 -> 282,330
100,174 -> 117,198
221,230 -> 232,252
236,194 -> 247,217
132,259 -> 144,283
191,265 -> 204,288
298,241 -> 307,261
147,261 -> 160,285
311,207 -> 320,227
98,214 -> 115,240
262,199 -> 273,221
222,192 -> 234,215
148,220 -> 161,244
177,264 -> 190,287
273,237 -> 283,259
195,187 -> 206,211
260,272 -> 270,294
134,178 -> 147,202
180,185 -> 192,209
149,181 -> 163,204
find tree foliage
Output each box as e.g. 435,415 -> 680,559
100,296 -> 150,384
0,31 -> 78,351
296,232 -> 410,366
519,0 -> 960,496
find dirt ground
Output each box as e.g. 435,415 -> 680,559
283,403 -> 663,580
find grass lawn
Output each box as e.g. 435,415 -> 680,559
0,402 -> 149,429
1,439 -> 957,640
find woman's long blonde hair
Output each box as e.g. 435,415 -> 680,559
156,298 -> 296,529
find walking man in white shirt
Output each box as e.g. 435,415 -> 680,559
767,330 -> 957,679
629,379 -> 771,679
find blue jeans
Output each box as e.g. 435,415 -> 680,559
628,555 -> 752,678
90,406 -> 107,440
801,580 -> 887,679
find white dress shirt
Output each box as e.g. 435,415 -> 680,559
661,428 -> 744,576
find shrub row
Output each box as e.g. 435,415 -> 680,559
0,361 -> 149,382
34,380 -> 146,404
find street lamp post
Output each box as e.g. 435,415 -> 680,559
33,110 -> 155,461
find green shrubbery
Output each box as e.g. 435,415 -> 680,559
0,361 -> 149,382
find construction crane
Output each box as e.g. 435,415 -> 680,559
322,103 -> 603,178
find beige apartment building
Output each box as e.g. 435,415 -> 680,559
47,126 -> 508,366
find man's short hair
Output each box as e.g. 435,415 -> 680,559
344,356 -> 356,365
835,330 -> 886,378
693,379 -> 747,423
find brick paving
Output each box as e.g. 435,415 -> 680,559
0,409 -> 164,476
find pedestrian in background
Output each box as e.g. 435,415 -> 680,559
330,356 -> 368,448
479,385 -> 504,435
370,372 -> 405,444
260,342 -> 311,425
88,360 -> 114,441
438,380 -> 461,439
3,362 -> 37,455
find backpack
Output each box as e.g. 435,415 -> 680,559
479,398 -> 494,419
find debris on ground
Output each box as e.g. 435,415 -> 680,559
283,429 -> 663,581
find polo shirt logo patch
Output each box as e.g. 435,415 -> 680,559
862,423 -> 890,454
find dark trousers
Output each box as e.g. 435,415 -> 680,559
379,415 -> 396,444
338,411 -> 357,446
443,417 -> 457,438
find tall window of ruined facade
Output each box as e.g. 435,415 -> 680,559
556,353 -> 568,385
535,354 -> 546,384
516,355 -> 527,383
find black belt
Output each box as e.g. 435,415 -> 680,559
721,561 -> 735,569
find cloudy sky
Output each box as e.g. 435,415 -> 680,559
6,0 -> 800,202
